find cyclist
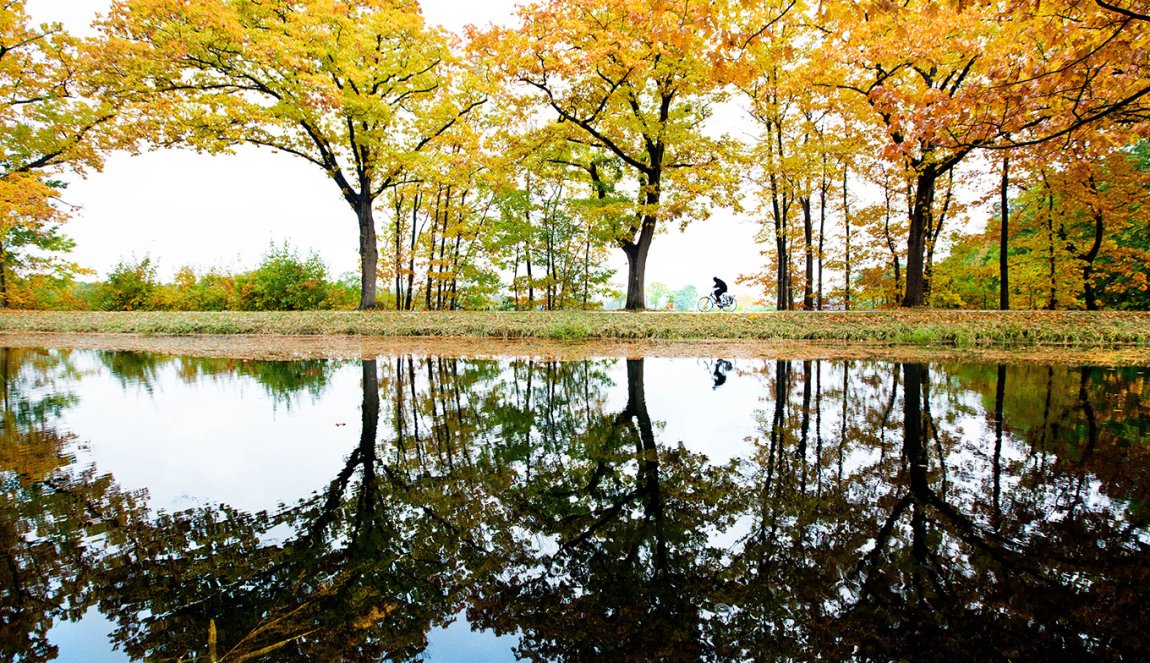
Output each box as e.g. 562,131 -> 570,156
711,277 -> 728,307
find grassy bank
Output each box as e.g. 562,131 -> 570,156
3,310 -> 1150,347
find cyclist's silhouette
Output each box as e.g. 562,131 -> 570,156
712,359 -> 732,389
712,277 -> 728,306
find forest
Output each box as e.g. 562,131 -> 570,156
1,0 -> 1147,311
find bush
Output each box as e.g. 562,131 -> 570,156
325,272 -> 360,310
160,266 -> 239,311
235,243 -> 330,311
99,256 -> 159,311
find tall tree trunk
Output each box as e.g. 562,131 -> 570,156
393,194 -> 405,311
623,182 -> 659,310
434,193 -> 444,310
843,167 -> 852,311
818,164 -> 827,310
583,232 -> 591,310
0,240 -> 9,308
526,248 -> 534,309
512,245 -> 521,310
426,189 -> 439,311
773,181 -> 789,311
802,197 -> 814,310
902,169 -> 938,307
768,121 -> 790,311
622,221 -> 655,310
1082,207 -> 1104,310
406,197 -> 419,311
1000,157 -> 1010,310
546,223 -> 555,310
450,234 -> 462,310
357,196 -> 379,309
1046,182 -> 1057,310
882,176 -> 902,305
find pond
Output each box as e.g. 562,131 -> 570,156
3,345 -> 1149,661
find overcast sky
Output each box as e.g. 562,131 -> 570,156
22,0 -> 775,301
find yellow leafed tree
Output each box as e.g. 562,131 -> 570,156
474,0 -> 762,309
0,0 -> 114,307
101,0 -> 486,309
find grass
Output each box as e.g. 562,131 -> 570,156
3,309 -> 1150,348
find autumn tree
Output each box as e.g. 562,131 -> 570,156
731,0 -> 847,311
101,0 -> 485,309
814,0 -> 1149,307
926,133 -> 1150,310
477,0 -> 749,309
382,114 -> 503,311
0,1 -> 116,307
489,128 -> 620,310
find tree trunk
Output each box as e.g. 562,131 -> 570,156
768,121 -> 790,311
1047,187 -> 1057,310
583,232 -> 591,309
882,178 -> 902,305
802,196 -> 813,310
843,167 -> 852,311
902,170 -> 938,307
622,223 -> 654,310
1082,208 -> 1104,310
818,166 -> 827,310
0,240 -> 9,308
512,245 -> 521,310
393,194 -> 404,311
357,197 -> 379,310
426,192 -> 438,312
623,189 -> 659,311
546,223 -> 555,310
1000,157 -> 1010,310
450,234 -> 462,310
526,249 -> 534,310
406,197 -> 419,311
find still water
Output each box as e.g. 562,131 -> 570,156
2,347 -> 1149,661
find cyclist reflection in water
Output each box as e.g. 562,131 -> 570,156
712,359 -> 732,389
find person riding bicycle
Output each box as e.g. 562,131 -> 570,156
712,277 -> 728,306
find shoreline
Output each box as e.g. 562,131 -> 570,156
5,331 -> 1150,364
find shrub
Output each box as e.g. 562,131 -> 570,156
236,243 -> 330,311
325,272 -> 360,310
99,256 -> 159,311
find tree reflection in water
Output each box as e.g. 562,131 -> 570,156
468,358 -> 739,660
0,348 -> 147,663
1,349 -> 1149,660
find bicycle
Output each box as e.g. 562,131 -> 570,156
697,292 -> 737,312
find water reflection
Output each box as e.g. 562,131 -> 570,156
1,349 -> 1149,661
0,349 -> 148,662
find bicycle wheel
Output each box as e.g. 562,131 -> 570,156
719,295 -> 738,312
697,296 -> 715,312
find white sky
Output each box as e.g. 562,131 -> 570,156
24,0 -> 765,301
